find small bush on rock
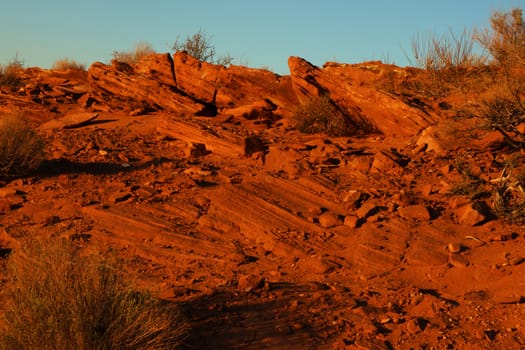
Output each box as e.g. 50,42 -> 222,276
0,56 -> 24,89
0,115 -> 45,180
112,42 -> 156,65
172,28 -> 233,66
293,95 -> 357,136
52,58 -> 85,71
0,238 -> 188,350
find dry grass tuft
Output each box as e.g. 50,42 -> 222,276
491,162 -> 525,224
0,56 -> 24,89
112,42 -> 156,65
293,95 -> 377,136
0,238 -> 188,350
52,58 -> 86,71
0,115 -> 45,180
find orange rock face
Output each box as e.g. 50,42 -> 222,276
1,52 -> 525,349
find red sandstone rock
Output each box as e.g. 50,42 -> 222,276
288,56 -> 439,137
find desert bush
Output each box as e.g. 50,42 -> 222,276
407,29 -> 487,96
410,29 -> 485,71
491,163 -> 525,224
475,8 -> 525,68
112,42 -> 156,65
480,94 -> 525,148
0,238 -> 188,350
52,58 -> 85,71
172,28 -> 233,65
0,115 -> 45,180
474,8 -> 525,148
293,94 -> 377,136
0,56 -> 24,89
293,95 -> 352,136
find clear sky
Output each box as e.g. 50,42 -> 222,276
1,0 -> 524,75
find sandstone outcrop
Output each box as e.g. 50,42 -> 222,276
88,59 -> 211,115
288,56 -> 439,137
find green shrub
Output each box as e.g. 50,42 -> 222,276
0,115 -> 45,180
0,238 -> 188,350
112,42 -> 155,65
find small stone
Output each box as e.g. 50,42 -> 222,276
342,190 -> 362,209
187,142 -> 210,158
412,143 -> 428,154
237,275 -> 265,292
406,317 -> 423,334
457,203 -> 486,226
129,107 -> 147,116
380,316 -> 392,324
117,153 -> 129,163
318,212 -> 343,228
441,164 -> 452,174
343,215 -> 359,228
448,242 -> 463,254
307,207 -> 324,216
109,191 -> 132,203
421,184 -> 433,197
397,204 -> 431,221
356,201 -> 380,219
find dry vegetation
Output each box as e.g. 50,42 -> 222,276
293,95 -> 353,136
172,28 -> 233,66
0,56 -> 24,89
112,42 -> 156,65
0,238 -> 188,350
2,7 -> 525,350
293,94 -> 379,137
0,115 -> 45,180
52,58 -> 86,71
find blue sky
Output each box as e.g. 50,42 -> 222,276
1,0 -> 523,75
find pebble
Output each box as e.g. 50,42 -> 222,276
344,215 -> 359,228
237,275 -> 265,292
318,212 -> 343,228
398,204 -> 431,221
457,203 -> 486,226
448,242 -> 463,254
406,317 -> 423,334
356,201 -> 379,219
109,191 -> 132,203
